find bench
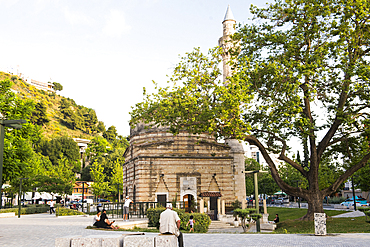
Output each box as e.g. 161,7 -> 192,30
55,233 -> 177,247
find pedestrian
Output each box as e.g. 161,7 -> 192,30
186,215 -> 195,232
159,203 -> 184,247
49,199 -> 55,214
123,196 -> 132,221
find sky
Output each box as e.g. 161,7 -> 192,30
0,0 -> 271,137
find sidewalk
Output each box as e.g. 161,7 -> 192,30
0,213 -> 370,246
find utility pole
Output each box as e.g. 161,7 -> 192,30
18,178 -> 28,218
245,170 -> 268,232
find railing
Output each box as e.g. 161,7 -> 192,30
85,201 -> 184,219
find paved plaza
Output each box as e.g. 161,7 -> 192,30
0,213 -> 370,246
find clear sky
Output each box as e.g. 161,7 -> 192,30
0,0 -> 271,137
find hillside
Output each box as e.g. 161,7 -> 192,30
0,71 -> 105,140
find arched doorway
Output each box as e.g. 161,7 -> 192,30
183,194 -> 194,212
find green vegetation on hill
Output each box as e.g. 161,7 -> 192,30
1,71 -> 129,202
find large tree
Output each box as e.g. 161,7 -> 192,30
130,0 -> 370,220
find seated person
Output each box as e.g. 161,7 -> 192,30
95,209 -> 117,229
93,211 -> 101,227
273,214 -> 279,223
159,203 -> 184,247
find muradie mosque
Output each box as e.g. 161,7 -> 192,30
123,6 -> 245,216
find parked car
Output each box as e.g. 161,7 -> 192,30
78,199 -> 94,204
275,197 -> 289,205
97,198 -> 110,202
340,197 -> 369,207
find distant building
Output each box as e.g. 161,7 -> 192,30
26,78 -> 55,92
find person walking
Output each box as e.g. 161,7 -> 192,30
159,203 -> 184,247
49,199 -> 55,214
123,196 -> 132,221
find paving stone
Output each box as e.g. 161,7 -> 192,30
71,237 -> 102,247
55,235 -> 81,247
123,235 -> 154,247
155,235 -> 177,247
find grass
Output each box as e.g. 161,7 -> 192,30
266,207 -> 370,234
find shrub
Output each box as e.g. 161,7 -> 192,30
0,205 -> 49,215
56,207 -> 85,216
234,208 -> 257,232
146,207 -> 211,232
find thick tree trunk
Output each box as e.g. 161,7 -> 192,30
300,192 -> 324,221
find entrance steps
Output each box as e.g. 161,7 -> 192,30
208,220 -> 235,229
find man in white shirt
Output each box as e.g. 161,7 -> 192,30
49,199 -> 55,214
123,196 -> 132,221
159,203 -> 184,247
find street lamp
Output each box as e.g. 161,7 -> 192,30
0,119 -> 27,210
245,170 -> 268,232
18,177 -> 29,218
292,179 -> 303,208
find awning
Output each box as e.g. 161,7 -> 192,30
199,192 -> 222,197
274,191 -> 287,196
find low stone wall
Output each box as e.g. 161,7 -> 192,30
55,233 -> 177,247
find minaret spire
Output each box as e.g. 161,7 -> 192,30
223,5 -> 235,23
218,5 -> 236,82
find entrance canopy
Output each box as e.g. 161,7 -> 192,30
199,192 -> 222,197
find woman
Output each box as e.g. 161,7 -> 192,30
95,209 -> 117,229
93,211 -> 101,227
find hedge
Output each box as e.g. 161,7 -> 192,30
146,207 -> 211,233
56,207 -> 85,216
0,205 -> 49,215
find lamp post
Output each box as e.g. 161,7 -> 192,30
245,170 -> 268,232
351,176 -> 357,211
292,179 -> 303,208
0,119 -> 27,210
18,177 -> 29,218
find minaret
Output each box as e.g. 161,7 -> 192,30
218,5 -> 236,82
219,6 -> 246,203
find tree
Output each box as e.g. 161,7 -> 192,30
130,0 -> 370,221
30,102 -> 49,126
34,158 -> 75,197
37,136 -> 80,171
1,79 -> 41,185
52,82 -> 63,91
103,125 -> 118,142
90,162 -> 110,200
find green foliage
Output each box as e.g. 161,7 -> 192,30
30,102 -> 50,126
34,158 -> 76,196
56,207 -> 85,216
146,207 -> 211,233
52,82 -> 63,91
234,208 -> 256,232
0,79 -> 41,185
181,212 -> 211,233
103,125 -> 118,142
147,207 -> 166,228
90,161 -> 110,198
36,136 -> 80,170
0,205 -> 49,215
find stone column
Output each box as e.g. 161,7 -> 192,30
242,199 -> 246,209
199,199 -> 204,214
225,139 -> 246,203
221,200 -> 225,215
217,198 -> 221,215
263,200 -> 267,214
